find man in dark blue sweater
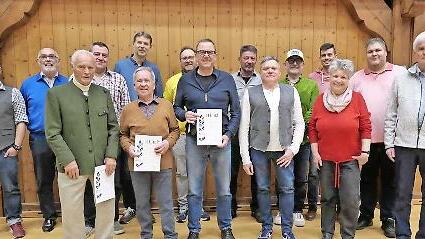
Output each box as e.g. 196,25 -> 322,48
174,39 -> 240,239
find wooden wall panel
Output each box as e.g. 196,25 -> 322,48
0,0 -> 374,211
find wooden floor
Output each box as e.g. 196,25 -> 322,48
0,206 -> 421,239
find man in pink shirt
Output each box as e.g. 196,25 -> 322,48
309,43 -> 337,94
351,38 -> 406,238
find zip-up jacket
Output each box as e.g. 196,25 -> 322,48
174,68 -> 241,138
384,64 -> 425,149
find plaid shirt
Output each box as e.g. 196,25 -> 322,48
92,70 -> 130,122
0,81 -> 28,124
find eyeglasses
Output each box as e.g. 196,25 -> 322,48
287,58 -> 303,65
196,50 -> 216,56
39,54 -> 58,60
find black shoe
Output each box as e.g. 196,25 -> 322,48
221,228 -> 235,239
231,208 -> 237,218
381,218 -> 396,238
251,211 -> 263,223
187,231 -> 199,239
357,216 -> 373,230
42,218 -> 56,232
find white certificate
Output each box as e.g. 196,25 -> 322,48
94,165 -> 115,204
196,109 -> 222,145
134,135 -> 162,172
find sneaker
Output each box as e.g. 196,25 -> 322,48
85,225 -> 95,238
273,212 -> 281,225
10,222 -> 25,238
119,207 -> 136,224
201,210 -> 210,221
293,212 -> 305,227
113,221 -> 125,235
257,228 -> 273,239
356,215 -> 373,230
282,231 -> 296,239
381,218 -> 396,238
176,210 -> 188,223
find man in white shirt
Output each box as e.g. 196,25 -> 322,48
239,56 -> 304,239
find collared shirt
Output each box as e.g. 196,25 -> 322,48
351,63 -> 406,143
231,70 -> 262,104
92,70 -> 130,122
409,64 -> 425,128
0,81 -> 28,124
20,72 -> 68,135
138,96 -> 160,119
309,68 -> 330,94
40,71 -> 59,88
114,56 -> 163,100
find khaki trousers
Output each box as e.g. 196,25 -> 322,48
58,173 -> 114,239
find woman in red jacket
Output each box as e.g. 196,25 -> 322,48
308,59 -> 371,239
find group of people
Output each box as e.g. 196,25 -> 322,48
0,30 -> 425,239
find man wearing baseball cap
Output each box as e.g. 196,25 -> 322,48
275,49 -> 319,227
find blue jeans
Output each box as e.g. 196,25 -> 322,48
186,135 -> 232,232
0,149 -> 22,225
394,146 -> 425,239
307,147 -> 319,211
251,148 -> 295,235
29,135 -> 57,219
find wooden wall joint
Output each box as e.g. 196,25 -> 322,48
342,0 -> 393,48
402,0 -> 425,18
0,0 -> 41,51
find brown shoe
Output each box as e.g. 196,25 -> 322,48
10,222 -> 26,238
305,210 -> 317,221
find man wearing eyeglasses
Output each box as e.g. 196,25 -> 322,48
164,46 -> 211,223
276,49 -> 319,228
174,39 -> 240,239
20,48 -> 68,232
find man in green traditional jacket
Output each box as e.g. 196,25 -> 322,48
274,49 -> 320,227
45,49 -> 119,239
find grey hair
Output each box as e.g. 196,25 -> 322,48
133,66 -> 156,83
37,48 -> 59,59
413,31 -> 425,51
366,38 -> 387,52
260,56 -> 280,65
70,50 -> 94,67
328,59 -> 355,78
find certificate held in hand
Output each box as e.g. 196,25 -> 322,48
134,135 -> 162,172
94,165 -> 115,204
196,109 -> 222,145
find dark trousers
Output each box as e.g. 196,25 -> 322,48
394,146 -> 425,239
275,144 -> 311,212
84,148 -> 136,226
29,135 -> 57,220
359,143 -> 395,221
320,160 -> 360,239
230,137 -> 258,212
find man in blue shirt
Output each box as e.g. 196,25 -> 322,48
20,48 -> 68,232
174,39 -> 240,239
114,31 -> 163,100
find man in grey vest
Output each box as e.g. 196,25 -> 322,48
0,65 -> 28,238
239,56 -> 304,239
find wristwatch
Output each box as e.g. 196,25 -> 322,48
12,144 -> 22,151
361,150 -> 370,155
